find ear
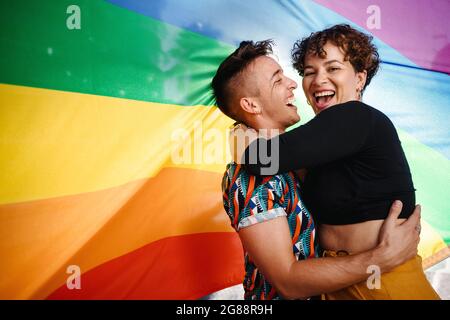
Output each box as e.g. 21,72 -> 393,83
240,97 -> 262,115
356,70 -> 368,91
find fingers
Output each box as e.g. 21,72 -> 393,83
230,122 -> 248,132
383,200 -> 403,228
229,125 -> 259,164
402,204 -> 421,228
239,123 -> 249,130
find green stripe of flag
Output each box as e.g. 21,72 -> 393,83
399,130 -> 450,245
0,0 -> 234,106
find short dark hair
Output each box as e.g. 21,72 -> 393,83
211,40 -> 273,120
292,24 -> 380,92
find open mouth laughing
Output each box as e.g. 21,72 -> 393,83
286,96 -> 297,109
313,90 -> 335,111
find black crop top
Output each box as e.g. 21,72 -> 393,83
243,101 -> 415,225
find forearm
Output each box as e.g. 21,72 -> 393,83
243,110 -> 366,175
279,246 -> 389,299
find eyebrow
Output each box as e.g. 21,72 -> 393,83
304,59 -> 345,69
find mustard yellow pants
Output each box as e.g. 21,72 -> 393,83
321,250 -> 440,300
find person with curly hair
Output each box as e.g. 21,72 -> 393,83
213,38 -> 431,300
241,25 -> 440,299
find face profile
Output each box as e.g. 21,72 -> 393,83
240,56 -> 300,130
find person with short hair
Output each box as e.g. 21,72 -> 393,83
212,37 -> 427,300
239,25 -> 439,299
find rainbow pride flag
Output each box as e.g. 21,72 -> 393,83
0,0 -> 448,299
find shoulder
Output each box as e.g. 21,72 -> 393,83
334,101 -> 390,118
222,163 -> 293,231
355,102 -> 396,129
316,100 -> 393,124
320,100 -> 370,116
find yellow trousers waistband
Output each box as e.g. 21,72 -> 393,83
321,251 -> 440,300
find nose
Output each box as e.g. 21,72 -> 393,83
312,70 -> 328,86
287,76 -> 298,90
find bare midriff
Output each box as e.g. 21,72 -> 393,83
319,218 -> 407,254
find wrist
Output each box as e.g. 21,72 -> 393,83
371,242 -> 394,273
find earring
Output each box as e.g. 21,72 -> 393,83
356,88 -> 362,100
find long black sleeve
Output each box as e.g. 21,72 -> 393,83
243,101 -> 371,175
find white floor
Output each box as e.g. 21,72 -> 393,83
203,257 -> 450,300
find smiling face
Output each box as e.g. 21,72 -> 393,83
302,42 -> 367,114
242,56 -> 300,131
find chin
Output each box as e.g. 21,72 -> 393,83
289,117 -> 300,126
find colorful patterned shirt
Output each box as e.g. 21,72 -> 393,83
222,162 -> 319,300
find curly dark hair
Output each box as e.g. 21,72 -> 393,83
292,24 -> 380,92
211,40 -> 273,120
